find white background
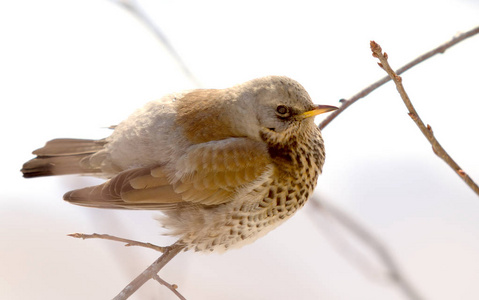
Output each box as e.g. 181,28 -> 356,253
1,0 -> 478,299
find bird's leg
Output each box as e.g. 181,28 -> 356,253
68,232 -> 166,252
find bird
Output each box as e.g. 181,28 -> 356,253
21,76 -> 337,252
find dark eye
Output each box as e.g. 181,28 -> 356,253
276,105 -> 290,117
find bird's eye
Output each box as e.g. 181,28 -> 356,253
276,105 -> 290,117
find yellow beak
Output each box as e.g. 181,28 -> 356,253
300,105 -> 338,119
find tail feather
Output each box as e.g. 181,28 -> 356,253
32,138 -> 106,156
21,138 -> 106,178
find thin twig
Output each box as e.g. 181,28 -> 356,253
110,0 -> 202,87
113,242 -> 186,300
68,233 -> 166,252
69,233 -> 186,299
319,25 -> 479,130
153,274 -> 188,300
370,41 -> 479,197
309,198 -> 425,300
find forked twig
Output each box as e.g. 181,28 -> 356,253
112,242 -> 186,300
69,233 -> 186,299
370,41 -> 479,197
319,25 -> 479,130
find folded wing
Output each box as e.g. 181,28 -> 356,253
64,138 -> 271,209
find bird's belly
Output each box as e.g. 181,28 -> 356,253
160,175 -> 315,252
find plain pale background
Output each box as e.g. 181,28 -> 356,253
1,0 -> 478,299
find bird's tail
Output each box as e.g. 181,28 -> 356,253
21,138 -> 107,178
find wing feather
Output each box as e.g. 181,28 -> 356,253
64,138 -> 271,209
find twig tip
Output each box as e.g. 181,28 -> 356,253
370,40 -> 382,55
68,233 -> 83,239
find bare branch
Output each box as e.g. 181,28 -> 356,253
68,233 -> 166,252
110,0 -> 202,87
113,242 -> 186,300
319,25 -> 479,130
69,233 -> 186,299
308,198 -> 425,300
370,41 -> 479,197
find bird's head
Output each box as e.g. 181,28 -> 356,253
175,76 -> 337,145
235,76 -> 337,145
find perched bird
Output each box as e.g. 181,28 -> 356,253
21,76 -> 337,252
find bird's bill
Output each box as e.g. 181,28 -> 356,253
300,105 -> 338,119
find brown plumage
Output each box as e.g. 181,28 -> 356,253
21,76 -> 337,252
